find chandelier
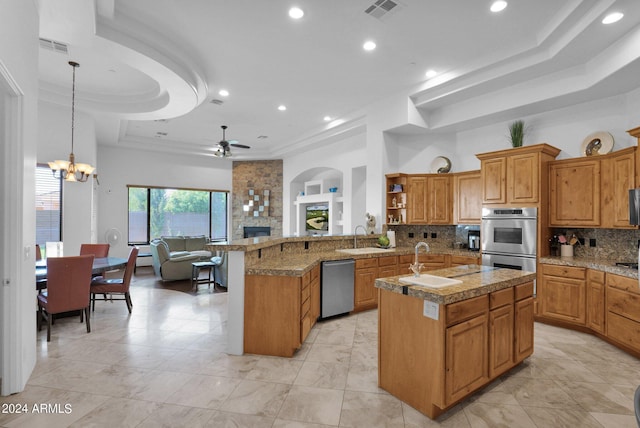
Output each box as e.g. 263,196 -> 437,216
48,61 -> 95,182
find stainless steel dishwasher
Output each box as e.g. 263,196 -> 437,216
320,259 -> 355,320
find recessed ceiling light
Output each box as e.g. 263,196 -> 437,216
425,69 -> 437,78
602,12 -> 624,24
278,105 -> 287,111
363,40 -> 377,51
324,116 -> 332,122
289,7 -> 304,19
218,89 -> 229,97
490,1 -> 507,13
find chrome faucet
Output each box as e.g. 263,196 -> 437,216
354,225 -> 367,248
410,241 -> 430,277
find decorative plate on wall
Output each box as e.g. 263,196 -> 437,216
581,131 -> 614,156
430,156 -> 452,173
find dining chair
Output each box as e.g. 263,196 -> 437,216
35,244 -> 42,260
80,243 -> 110,257
37,255 -> 94,342
91,247 -> 138,314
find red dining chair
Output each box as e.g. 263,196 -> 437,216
80,243 -> 110,257
37,255 -> 94,342
91,247 -> 138,314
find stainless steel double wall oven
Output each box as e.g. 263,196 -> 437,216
481,207 -> 537,273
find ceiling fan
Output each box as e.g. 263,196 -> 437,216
213,125 -> 250,158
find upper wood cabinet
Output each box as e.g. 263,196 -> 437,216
549,158 -> 601,227
601,147 -> 636,228
549,147 -> 636,228
405,174 -> 453,225
454,170 -> 482,224
476,144 -> 561,207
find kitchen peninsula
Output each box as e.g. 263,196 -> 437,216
375,265 -> 536,419
207,235 -> 480,356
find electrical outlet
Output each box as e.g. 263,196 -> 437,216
431,232 -> 437,239
423,232 -> 428,238
589,238 -> 596,247
408,232 -> 414,238
578,238 -> 585,246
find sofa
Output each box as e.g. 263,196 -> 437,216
150,236 -> 212,281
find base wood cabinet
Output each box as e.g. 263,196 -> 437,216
244,266 -> 320,357
537,263 -> 640,358
606,273 -> 640,353
538,264 -> 586,325
378,280 -> 534,419
354,256 -> 398,312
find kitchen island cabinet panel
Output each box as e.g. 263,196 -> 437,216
377,265 -> 535,419
514,297 -> 534,361
446,314 -> 489,404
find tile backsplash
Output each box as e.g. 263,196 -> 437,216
552,228 -> 640,261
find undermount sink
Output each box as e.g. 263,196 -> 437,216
336,247 -> 395,255
399,274 -> 463,288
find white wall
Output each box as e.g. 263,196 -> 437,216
380,90 -> 640,175
38,102 -> 97,255
0,0 -> 38,395
283,131 -> 367,235
97,146 -> 232,257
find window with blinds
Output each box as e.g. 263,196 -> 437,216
35,165 -> 62,248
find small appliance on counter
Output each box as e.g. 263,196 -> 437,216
468,230 -> 480,251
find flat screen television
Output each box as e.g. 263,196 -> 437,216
305,204 -> 329,232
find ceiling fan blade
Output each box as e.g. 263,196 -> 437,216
230,143 -> 251,149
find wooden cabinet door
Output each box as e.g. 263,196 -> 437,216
549,159 -> 600,226
407,175 -> 428,224
507,152 -> 539,204
540,274 -> 586,325
428,175 -> 453,225
454,171 -> 482,224
354,267 -> 378,311
481,157 -> 506,204
514,297 -> 534,361
587,270 -> 605,334
601,149 -> 635,228
489,304 -> 514,378
310,268 -> 321,326
445,314 -> 489,404
450,255 -> 480,266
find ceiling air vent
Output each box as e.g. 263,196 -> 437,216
39,38 -> 68,54
210,99 -> 224,105
364,0 -> 402,20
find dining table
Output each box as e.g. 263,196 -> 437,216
36,257 -> 128,289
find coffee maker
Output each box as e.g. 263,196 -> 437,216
468,230 -> 480,251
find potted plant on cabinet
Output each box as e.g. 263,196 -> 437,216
508,120 -> 525,147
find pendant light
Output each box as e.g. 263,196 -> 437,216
48,61 -> 95,182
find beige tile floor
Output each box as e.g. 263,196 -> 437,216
1,271 -> 639,427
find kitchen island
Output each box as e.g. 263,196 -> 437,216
375,264 -> 536,419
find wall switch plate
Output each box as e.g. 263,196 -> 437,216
431,232 -> 437,239
408,232 -> 414,238
423,300 -> 439,320
589,238 -> 596,247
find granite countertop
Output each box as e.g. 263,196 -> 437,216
244,247 -> 481,276
539,256 -> 639,280
375,264 -> 536,305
